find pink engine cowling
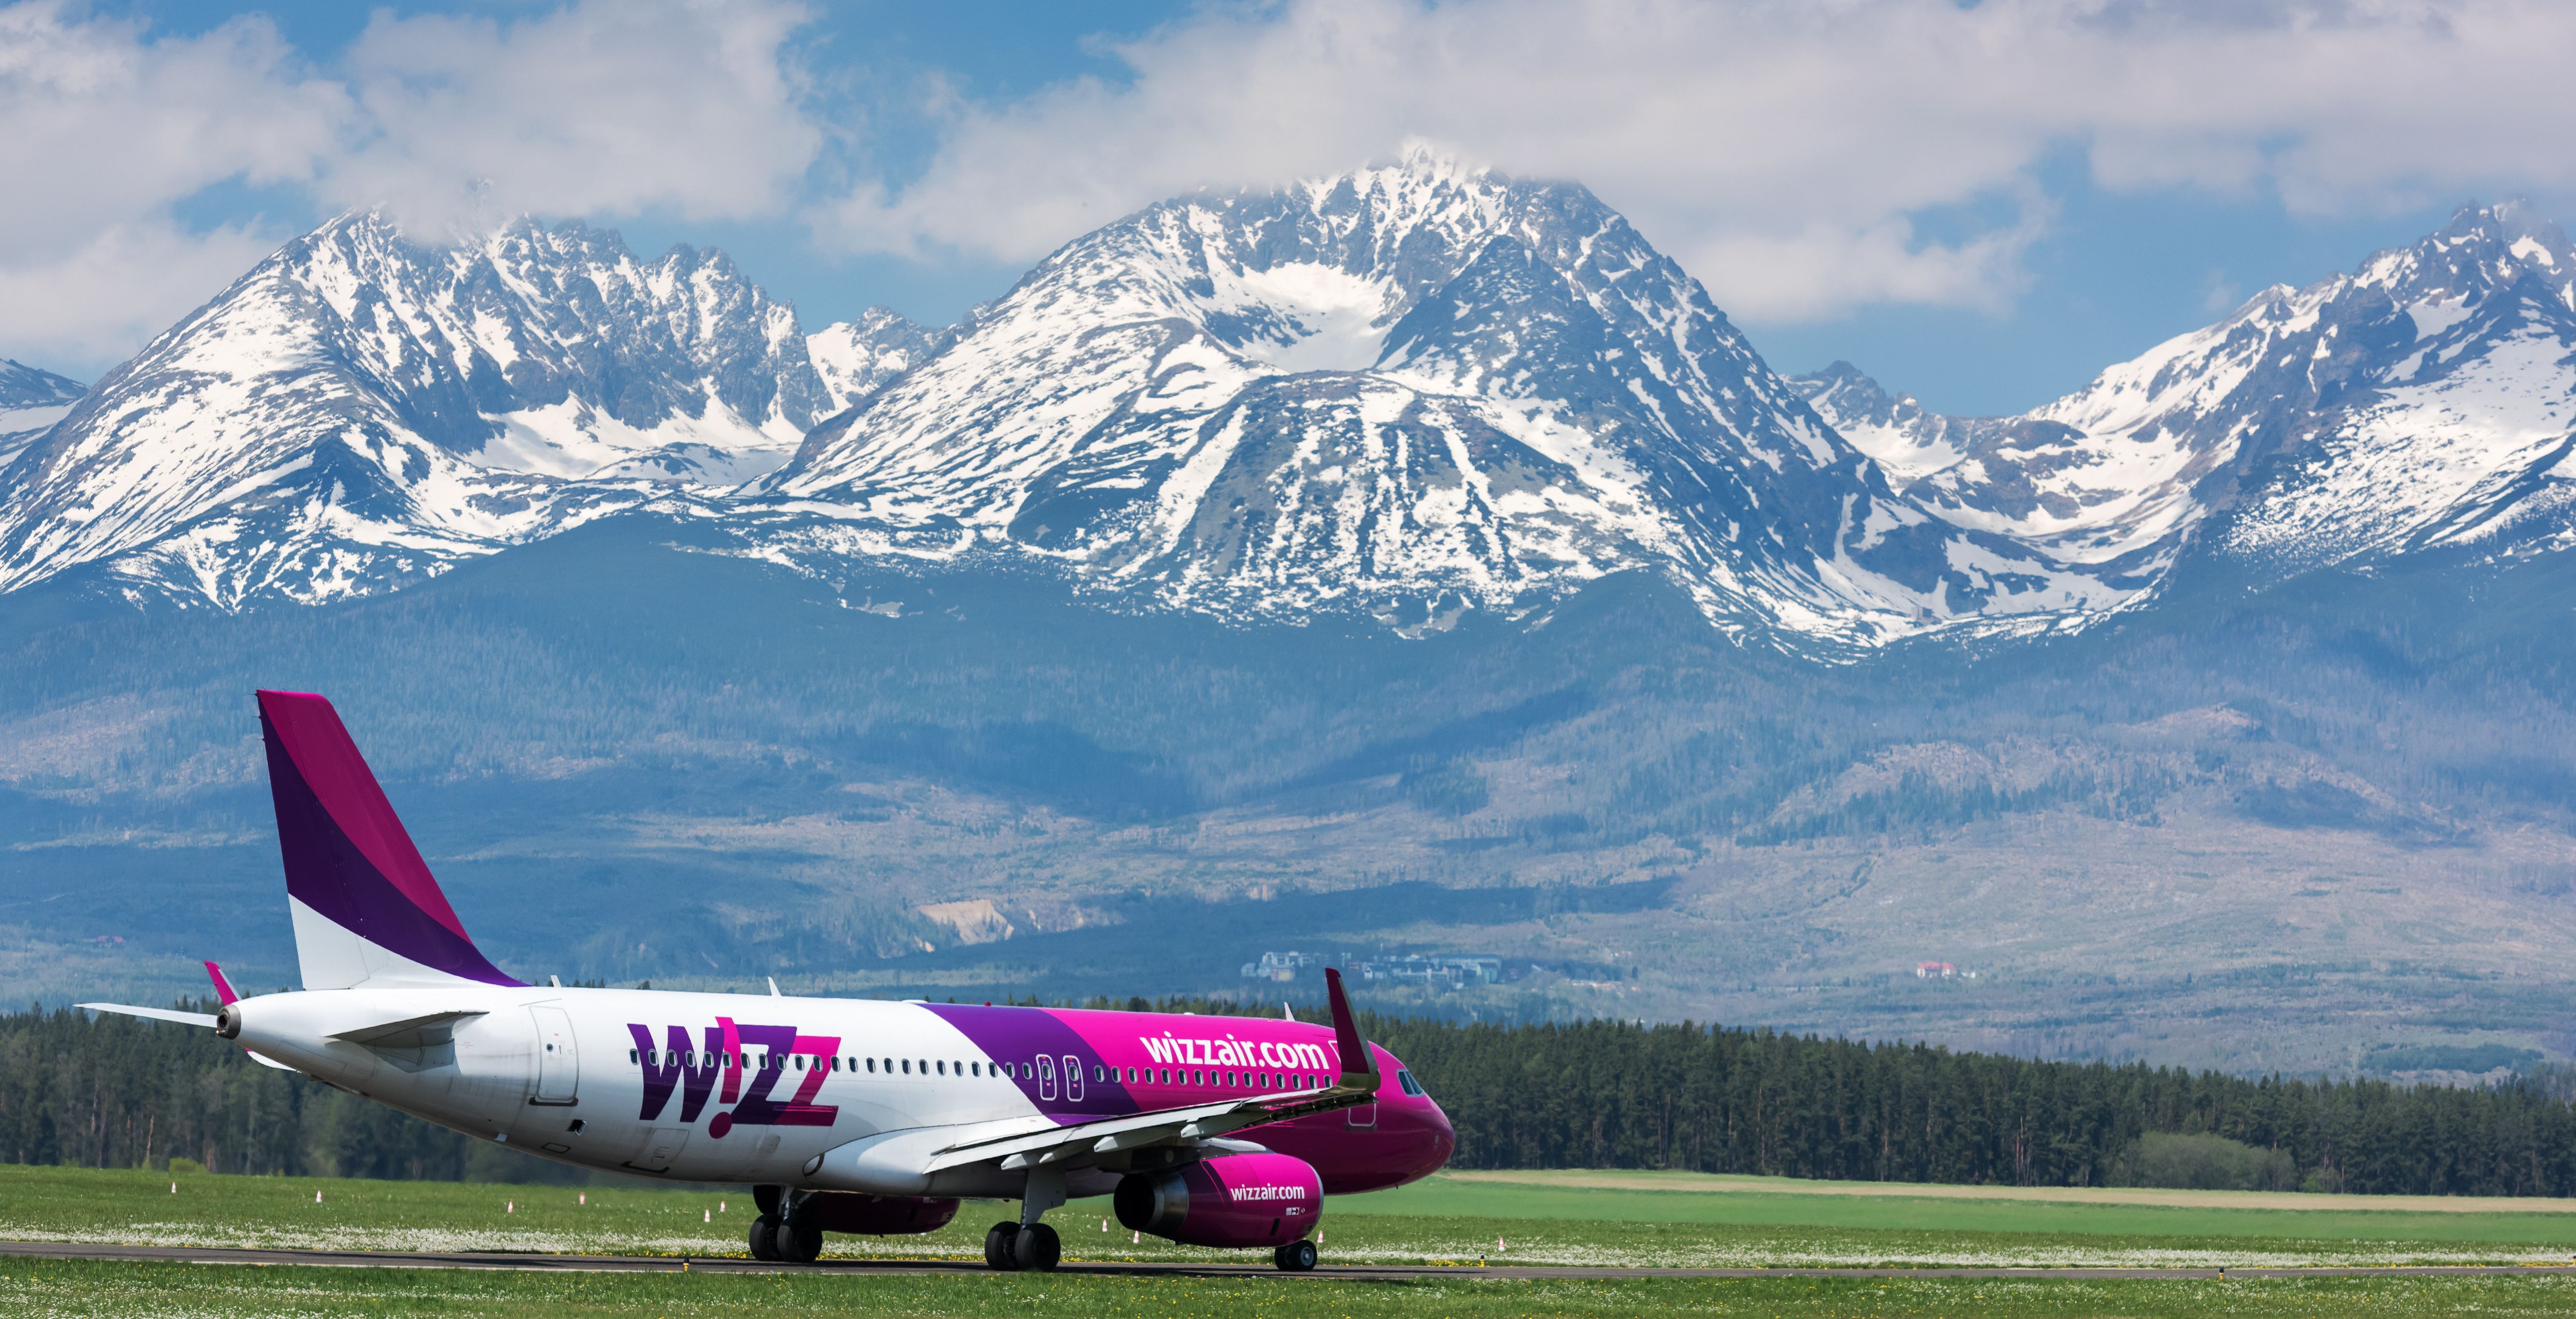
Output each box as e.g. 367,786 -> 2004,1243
1113,1152 -> 1323,1248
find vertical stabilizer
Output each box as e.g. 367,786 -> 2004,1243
257,690 -> 519,989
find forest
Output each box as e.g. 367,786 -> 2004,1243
9,997 -> 2574,1197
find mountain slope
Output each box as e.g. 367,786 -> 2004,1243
1800,203 -> 2576,584
0,359 -> 83,471
0,215 -> 917,610
741,149 -> 2124,648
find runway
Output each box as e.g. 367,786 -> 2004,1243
8,1240 -> 2576,1281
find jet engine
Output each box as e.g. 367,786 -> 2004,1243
1114,1151 -> 1322,1248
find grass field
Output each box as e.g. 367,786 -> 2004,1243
10,1165 -> 2576,1315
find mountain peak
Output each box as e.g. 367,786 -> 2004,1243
0,211 -> 853,608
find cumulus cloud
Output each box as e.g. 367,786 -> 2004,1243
0,220 -> 281,364
328,0 -> 822,236
821,0 -> 2576,322
0,0 -> 819,368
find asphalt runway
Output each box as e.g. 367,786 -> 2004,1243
8,1240 -> 2576,1281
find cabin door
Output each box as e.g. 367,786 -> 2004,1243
530,1006 -> 579,1105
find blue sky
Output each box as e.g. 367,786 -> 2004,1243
10,1 -> 2568,415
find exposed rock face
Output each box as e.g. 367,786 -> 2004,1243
1800,203 -> 2576,585
0,213 -> 927,607
743,149 -> 2124,647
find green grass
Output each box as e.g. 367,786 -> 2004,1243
15,1165 -> 2576,1315
1354,1177 -> 2576,1247
13,1259 -> 2576,1318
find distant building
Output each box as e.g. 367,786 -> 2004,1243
1241,950 -> 1317,982
1240,950 -> 1505,990
1917,961 -> 1957,979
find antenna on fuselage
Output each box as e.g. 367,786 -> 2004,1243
1282,1002 -> 1295,1021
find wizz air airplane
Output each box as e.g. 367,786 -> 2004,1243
84,691 -> 1453,1272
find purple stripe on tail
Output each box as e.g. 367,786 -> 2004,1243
258,690 -> 519,986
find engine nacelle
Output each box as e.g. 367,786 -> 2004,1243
1114,1152 -> 1321,1248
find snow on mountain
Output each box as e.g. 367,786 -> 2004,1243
0,214 -> 851,608
1801,203 -> 2576,583
737,148 -> 2123,647
807,309 -> 946,415
0,359 -> 84,471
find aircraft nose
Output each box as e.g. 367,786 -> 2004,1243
1418,1097 -> 1457,1170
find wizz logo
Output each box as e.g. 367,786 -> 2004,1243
627,1017 -> 842,1137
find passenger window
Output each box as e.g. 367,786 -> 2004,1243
1064,1055 -> 1084,1102
1038,1055 -> 1058,1101
901,1059 -> 911,1074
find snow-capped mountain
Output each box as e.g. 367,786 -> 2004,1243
735,148 -> 2120,645
0,214 -> 928,607
808,309 -> 949,415
0,359 -> 83,471
1800,202 -> 2576,582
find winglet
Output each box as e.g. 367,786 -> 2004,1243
1323,967 -> 1373,1079
204,961 -> 239,1006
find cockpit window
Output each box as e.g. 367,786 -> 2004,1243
1397,1069 -> 1426,1097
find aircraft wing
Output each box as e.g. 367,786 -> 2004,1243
922,1073 -> 1377,1173
923,965 -> 1383,1173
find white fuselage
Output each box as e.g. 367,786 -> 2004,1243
228,985 -> 1060,1192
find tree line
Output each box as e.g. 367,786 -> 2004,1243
9,997 -> 2576,1196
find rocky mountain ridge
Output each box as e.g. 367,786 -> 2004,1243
0,213 -> 931,608
6,172 -> 2574,651
728,149 -> 2126,647
0,359 -> 84,471
1798,202 -> 2576,585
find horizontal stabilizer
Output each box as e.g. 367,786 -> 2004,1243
79,1004 -> 216,1029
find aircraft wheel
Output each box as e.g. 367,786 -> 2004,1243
777,1212 -> 824,1263
748,1213 -> 783,1261
983,1221 -> 1021,1271
1011,1221 -> 1060,1272
1274,1239 -> 1318,1272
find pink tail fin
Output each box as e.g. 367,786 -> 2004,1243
257,690 -> 518,989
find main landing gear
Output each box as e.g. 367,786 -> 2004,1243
983,1221 -> 1060,1271
1273,1239 -> 1318,1272
749,1188 -> 823,1264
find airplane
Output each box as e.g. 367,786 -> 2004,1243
83,690 -> 1454,1272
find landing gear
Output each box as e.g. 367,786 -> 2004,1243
1274,1238 -> 1318,1272
1012,1222 -> 1061,1272
773,1210 -> 823,1263
749,1214 -> 782,1261
982,1220 -> 1060,1271
984,1222 -> 1020,1270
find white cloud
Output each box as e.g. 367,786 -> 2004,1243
0,220 -> 281,367
329,0 -> 823,236
0,0 -> 820,369
821,0 -> 2576,322
0,4 -> 344,262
